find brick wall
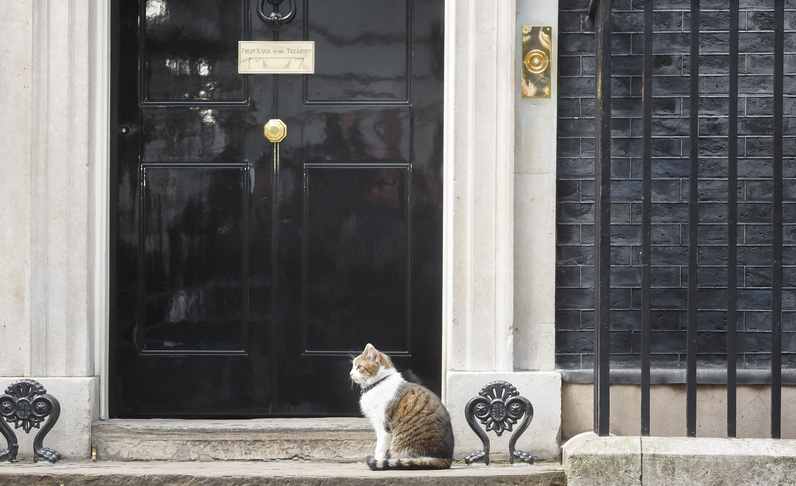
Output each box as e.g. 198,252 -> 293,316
556,0 -> 796,371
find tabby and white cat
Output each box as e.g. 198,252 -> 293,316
349,343 -> 454,470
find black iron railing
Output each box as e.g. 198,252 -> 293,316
592,0 -> 612,438
588,0 -> 786,439
727,0 -> 740,439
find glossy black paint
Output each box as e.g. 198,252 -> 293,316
110,0 -> 444,417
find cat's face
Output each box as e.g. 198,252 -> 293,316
350,343 -> 393,385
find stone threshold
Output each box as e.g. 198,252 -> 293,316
92,418 -> 376,462
563,432 -> 796,486
0,461 -> 566,486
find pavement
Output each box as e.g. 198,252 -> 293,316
0,460 -> 566,486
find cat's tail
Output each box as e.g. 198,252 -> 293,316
366,455 -> 452,470
390,457 -> 452,469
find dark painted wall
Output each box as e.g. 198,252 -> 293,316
556,0 -> 796,371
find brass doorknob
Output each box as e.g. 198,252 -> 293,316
264,119 -> 287,143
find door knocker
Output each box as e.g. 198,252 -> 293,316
258,0 -> 296,33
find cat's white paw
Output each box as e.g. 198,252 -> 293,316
366,455 -> 389,470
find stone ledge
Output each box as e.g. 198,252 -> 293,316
563,432 -> 796,486
560,368 -> 796,385
92,418 -> 375,462
562,433 -> 641,486
0,460 -> 566,486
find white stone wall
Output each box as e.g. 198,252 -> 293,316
0,0 -> 33,377
0,0 -> 101,459
514,0 -> 559,374
442,0 -> 561,461
0,1 -> 94,379
443,0 -> 517,376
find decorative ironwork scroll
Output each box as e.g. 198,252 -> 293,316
464,381 -> 533,465
0,380 -> 61,463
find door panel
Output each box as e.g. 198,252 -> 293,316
141,109 -> 249,162
306,0 -> 410,103
141,165 -> 248,352
303,164 -> 410,354
111,0 -> 443,417
142,0 -> 246,102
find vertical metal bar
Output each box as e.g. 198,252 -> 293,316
641,0 -> 653,438
594,0 -> 612,437
270,17 -> 281,413
772,0 -> 784,440
270,141 -> 280,414
686,0 -> 700,438
270,17 -> 281,414
727,0 -> 739,439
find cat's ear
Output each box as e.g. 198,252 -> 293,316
379,351 -> 393,369
364,343 -> 379,361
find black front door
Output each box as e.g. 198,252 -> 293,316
110,0 -> 444,417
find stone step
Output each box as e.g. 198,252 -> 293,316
92,418 -> 376,462
0,461 -> 566,486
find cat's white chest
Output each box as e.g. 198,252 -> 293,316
360,374 -> 403,425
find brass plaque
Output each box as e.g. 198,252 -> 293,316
521,26 -> 551,98
238,41 -> 315,74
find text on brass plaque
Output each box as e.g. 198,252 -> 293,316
238,41 -> 315,74
521,27 -> 551,98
